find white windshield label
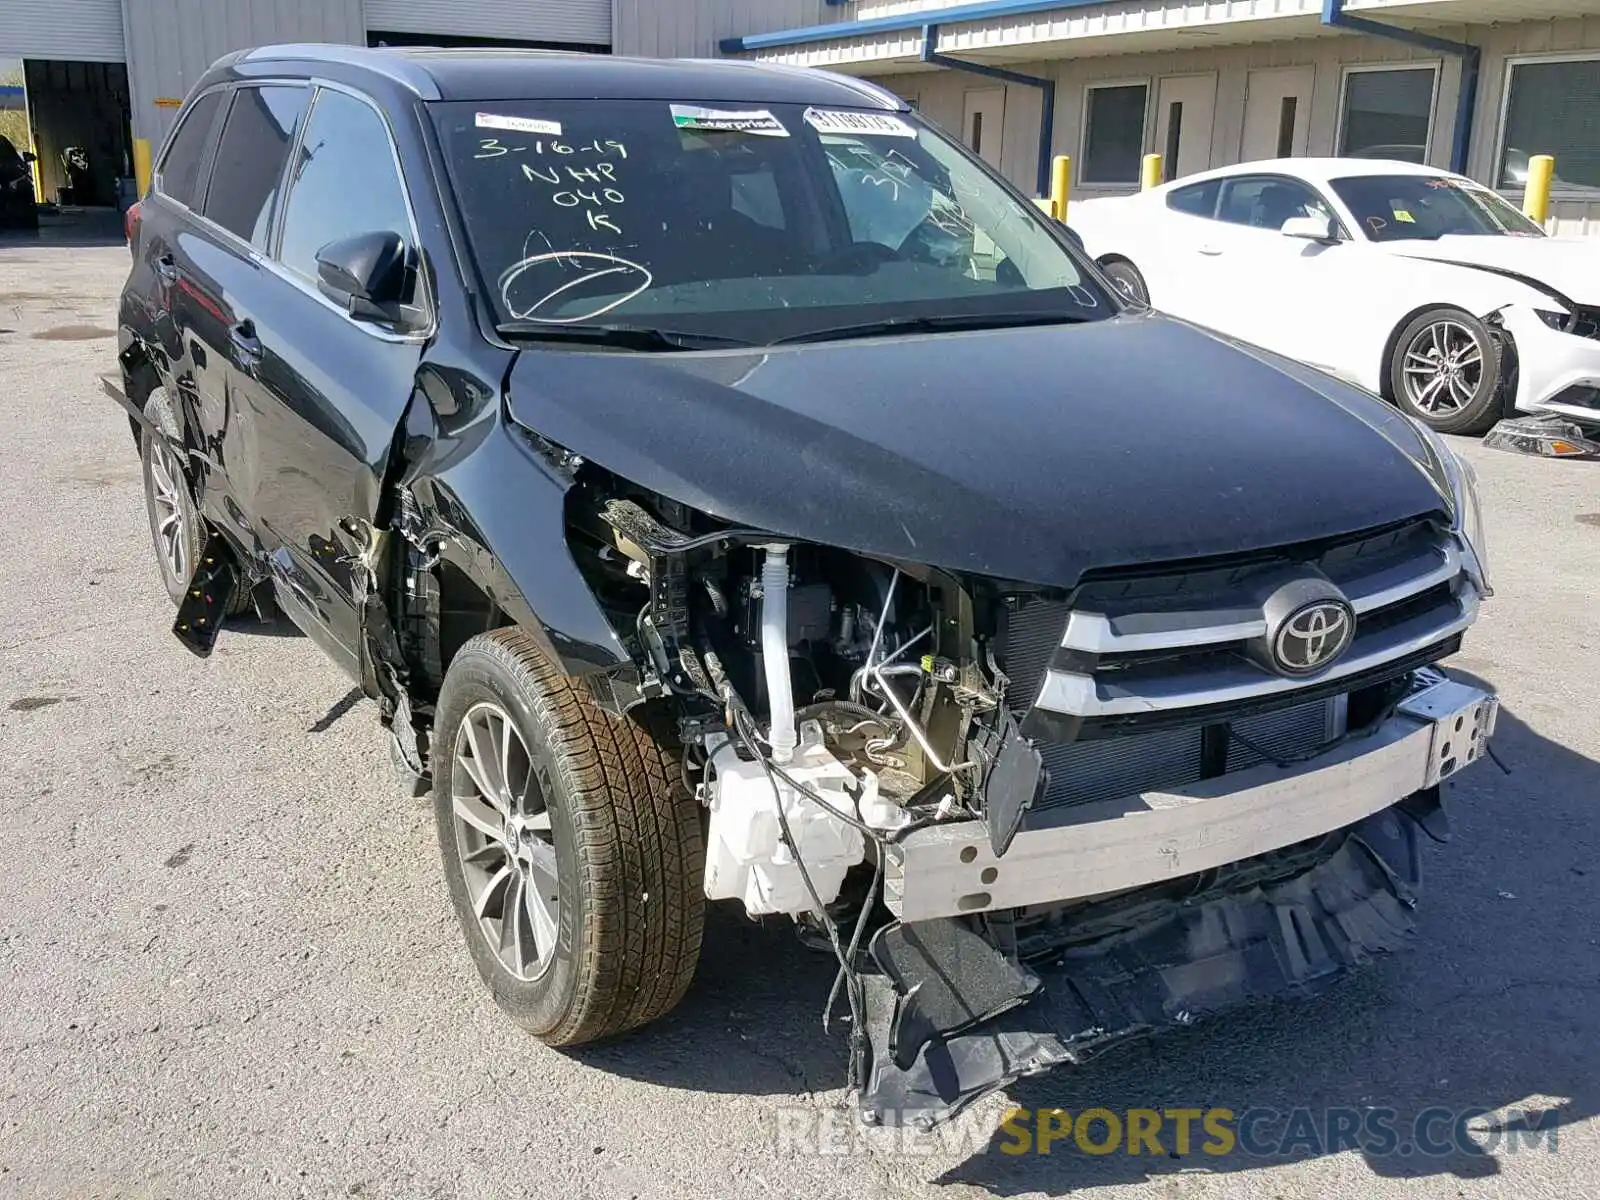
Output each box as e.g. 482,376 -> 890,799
476,112 -> 563,136
803,108 -> 916,138
670,104 -> 789,136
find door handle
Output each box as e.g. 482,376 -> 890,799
229,320 -> 263,368
1198,246 -> 1224,256
154,254 -> 179,285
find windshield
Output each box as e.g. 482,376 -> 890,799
1330,174 -> 1546,242
429,99 -> 1111,344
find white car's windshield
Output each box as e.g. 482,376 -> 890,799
1330,174 -> 1545,242
429,99 -> 1111,345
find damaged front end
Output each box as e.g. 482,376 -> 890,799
561,469 -> 1496,1129
862,775 -> 1445,1128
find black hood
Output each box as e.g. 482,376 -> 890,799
505,312 -> 1450,589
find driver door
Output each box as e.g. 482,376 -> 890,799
1186,174 -> 1345,360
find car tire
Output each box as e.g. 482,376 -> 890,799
139,389 -> 209,607
432,628 -> 704,1046
1099,258 -> 1149,306
139,388 -> 253,614
1388,308 -> 1504,435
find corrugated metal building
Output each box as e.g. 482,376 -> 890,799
0,0 -> 1596,231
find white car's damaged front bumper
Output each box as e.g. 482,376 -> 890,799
1497,303 -> 1600,423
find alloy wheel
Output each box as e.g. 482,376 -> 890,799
450,701 -> 560,981
147,439 -> 189,584
1401,319 -> 1484,415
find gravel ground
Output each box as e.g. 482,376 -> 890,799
1,238 -> 1597,1200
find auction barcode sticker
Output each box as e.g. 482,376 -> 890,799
476,112 -> 563,136
803,108 -> 917,138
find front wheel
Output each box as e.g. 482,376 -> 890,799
1099,258 -> 1150,306
432,629 -> 704,1045
1388,309 -> 1504,435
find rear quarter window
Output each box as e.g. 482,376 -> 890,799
155,90 -> 225,210
1166,180 -> 1220,218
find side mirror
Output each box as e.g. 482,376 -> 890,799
316,230 -> 410,324
1281,214 -> 1337,243
20,150 -> 36,164
1059,222 -> 1085,250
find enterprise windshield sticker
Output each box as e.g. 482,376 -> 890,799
803,108 -> 917,138
476,112 -> 563,136
670,104 -> 789,136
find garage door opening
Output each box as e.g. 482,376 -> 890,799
23,59 -> 132,210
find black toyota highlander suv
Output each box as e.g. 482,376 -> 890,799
111,46 -> 1496,1127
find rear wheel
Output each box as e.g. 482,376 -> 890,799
1388,308 -> 1504,435
139,389 -> 205,606
1100,258 -> 1149,306
432,628 -> 704,1045
138,388 -> 252,613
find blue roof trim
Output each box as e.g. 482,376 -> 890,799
720,0 -> 1113,53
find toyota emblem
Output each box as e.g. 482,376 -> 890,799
1271,600 -> 1356,676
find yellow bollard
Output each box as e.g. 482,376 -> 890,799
1141,153 -> 1164,191
133,137 -> 153,199
1523,154 -> 1554,226
1050,153 -> 1071,221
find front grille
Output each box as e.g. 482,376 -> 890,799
1552,384 -> 1600,411
992,519 -> 1478,814
1034,695 -> 1339,812
996,519 -> 1477,740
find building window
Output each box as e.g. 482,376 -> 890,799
1500,56 -> 1600,193
1338,66 -> 1437,164
1083,83 -> 1147,184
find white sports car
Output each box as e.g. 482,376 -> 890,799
1069,159 -> 1600,434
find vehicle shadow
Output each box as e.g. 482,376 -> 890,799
0,207 -> 127,249
224,611 -> 305,639
576,676 -> 1600,1190
570,902 -> 849,1098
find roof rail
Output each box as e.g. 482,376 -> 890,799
238,44 -> 442,99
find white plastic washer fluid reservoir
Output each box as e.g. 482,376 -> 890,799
702,726 -> 868,917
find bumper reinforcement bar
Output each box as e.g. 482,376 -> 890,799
886,676 -> 1496,921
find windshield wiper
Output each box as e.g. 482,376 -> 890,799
772,311 -> 1093,346
496,320 -> 753,351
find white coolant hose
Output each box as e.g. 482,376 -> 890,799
760,544 -> 797,764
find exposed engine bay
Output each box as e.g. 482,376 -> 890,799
572,480 -> 1033,916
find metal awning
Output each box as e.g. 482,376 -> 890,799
725,0 -> 1595,71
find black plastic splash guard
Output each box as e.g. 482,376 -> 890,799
859,799 -> 1436,1130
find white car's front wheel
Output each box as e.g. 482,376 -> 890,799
1388,308 -> 1503,436
1098,258 -> 1149,307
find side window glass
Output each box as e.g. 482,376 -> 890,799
1217,177 -> 1331,230
1166,179 -> 1220,219
278,89 -> 414,283
203,85 -> 308,248
155,90 -> 224,209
